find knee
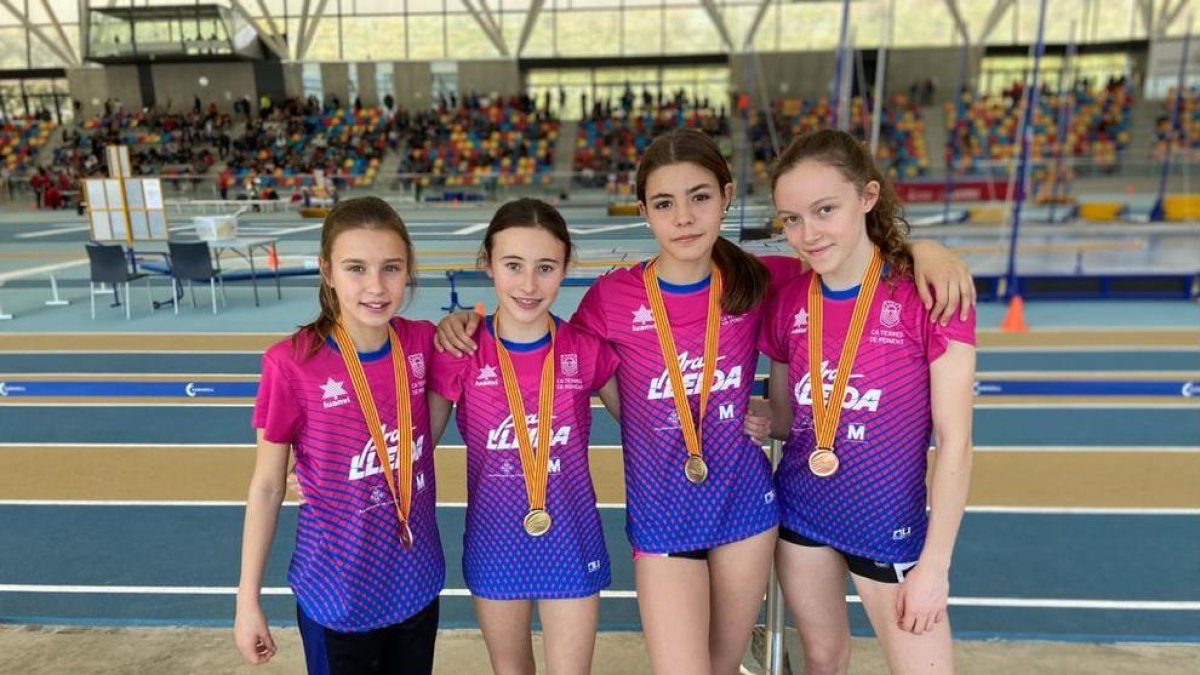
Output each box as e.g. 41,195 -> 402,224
801,641 -> 851,675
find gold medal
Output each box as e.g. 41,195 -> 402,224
522,508 -> 552,537
808,448 -> 839,478
684,455 -> 709,484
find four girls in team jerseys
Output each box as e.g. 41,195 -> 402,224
236,127 -> 975,675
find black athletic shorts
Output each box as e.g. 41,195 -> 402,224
779,526 -> 917,584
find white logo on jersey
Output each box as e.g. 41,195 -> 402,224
486,413 -> 572,452
587,560 -> 602,573
415,472 -> 427,492
847,423 -> 866,441
879,300 -> 902,328
892,526 -> 912,541
631,305 -> 655,332
560,353 -> 578,377
791,309 -> 808,334
475,364 -> 499,387
321,377 -> 351,409
647,352 -> 743,401
348,425 -> 426,481
408,353 -> 426,379
794,360 -> 882,412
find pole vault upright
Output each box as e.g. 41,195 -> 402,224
1150,15 -> 1192,222
1002,0 -> 1049,308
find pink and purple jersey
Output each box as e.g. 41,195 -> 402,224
253,317 -> 444,631
429,316 -> 618,599
759,269 -> 976,562
572,263 -> 779,553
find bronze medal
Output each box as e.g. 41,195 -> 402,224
805,250 -> 885,482
808,448 -> 839,478
523,508 -> 552,537
684,455 -> 709,484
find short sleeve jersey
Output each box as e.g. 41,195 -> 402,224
252,317 -> 444,631
429,316 -> 618,599
759,270 -> 976,562
571,262 -> 779,553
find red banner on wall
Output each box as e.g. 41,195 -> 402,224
893,179 -> 1012,203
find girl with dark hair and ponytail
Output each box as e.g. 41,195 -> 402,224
436,129 -> 972,675
236,197 -> 445,675
747,129 -> 975,675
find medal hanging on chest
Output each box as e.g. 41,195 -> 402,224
493,314 -> 557,537
643,259 -> 722,485
333,323 -> 417,548
806,250 -> 884,478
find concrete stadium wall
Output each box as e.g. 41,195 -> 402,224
393,61 -> 432,110
457,60 -> 520,97
283,62 -> 304,99
355,63 -> 378,107
733,46 -> 985,106
886,46 -> 985,103
151,63 -> 257,112
320,63 -> 350,105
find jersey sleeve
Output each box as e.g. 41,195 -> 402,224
924,306 -> 977,363
429,343 -> 471,402
253,348 -> 302,445
588,335 -> 620,391
756,279 -> 793,364
569,276 -> 609,340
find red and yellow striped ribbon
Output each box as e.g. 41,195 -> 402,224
643,259 -> 722,465
332,323 -> 415,544
807,249 -> 884,453
493,314 -> 557,515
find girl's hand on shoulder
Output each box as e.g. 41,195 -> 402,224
286,469 -> 305,506
234,603 -> 277,665
911,239 -> 976,326
744,398 -> 772,446
894,564 -> 949,636
434,310 -> 482,356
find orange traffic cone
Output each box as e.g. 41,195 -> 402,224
1000,295 -> 1027,332
266,244 -> 279,271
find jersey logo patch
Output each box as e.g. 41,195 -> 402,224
320,377 -> 351,409
631,305 -> 655,332
879,300 -> 902,328
560,353 -> 578,377
475,364 -> 499,387
408,353 -> 426,379
791,308 -> 808,334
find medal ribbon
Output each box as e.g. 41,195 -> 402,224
808,249 -> 885,453
493,313 -> 557,515
332,323 -> 414,539
643,259 -> 722,463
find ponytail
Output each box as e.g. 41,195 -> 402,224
712,237 -> 769,314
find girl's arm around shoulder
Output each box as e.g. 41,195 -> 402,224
910,240 -> 976,326
234,429 -> 290,664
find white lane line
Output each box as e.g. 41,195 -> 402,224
0,585 -> 1193,610
568,223 -> 646,235
13,226 -> 90,239
0,500 -> 1195,515
451,222 -> 490,235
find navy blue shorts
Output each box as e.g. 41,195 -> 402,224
297,597 -> 439,675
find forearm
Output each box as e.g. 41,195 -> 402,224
919,441 -> 972,572
236,480 -> 285,607
428,393 -> 454,446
